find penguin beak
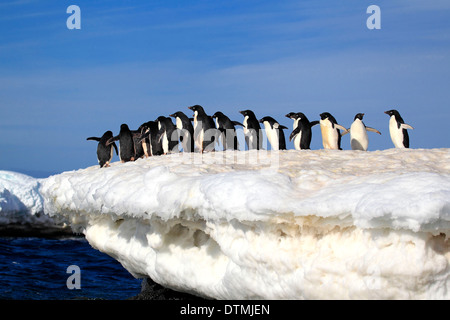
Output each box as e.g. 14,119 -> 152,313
258,118 -> 264,123
384,111 -> 389,115
169,113 -> 175,118
239,110 -> 244,115
188,106 -> 194,110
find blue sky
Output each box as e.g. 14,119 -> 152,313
1,0 -> 449,176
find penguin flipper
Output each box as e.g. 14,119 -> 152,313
341,129 -> 350,137
138,131 -> 150,143
401,123 -> 414,130
232,121 -> 244,127
106,136 -> 119,146
335,124 -> 349,134
366,127 -> 382,135
279,125 -> 288,130
310,121 -> 320,127
113,142 -> 119,156
86,137 -> 101,141
289,127 -> 300,142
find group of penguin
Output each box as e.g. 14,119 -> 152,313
87,106 -> 413,168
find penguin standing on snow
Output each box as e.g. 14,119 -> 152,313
319,112 -> 348,150
347,113 -> 381,151
138,121 -> 164,156
86,131 -> 118,168
384,109 -> 414,148
107,124 -> 136,162
156,116 -> 179,154
259,116 -> 287,150
239,109 -> 262,150
212,111 -> 243,150
285,112 -> 319,150
131,129 -> 146,159
170,111 -> 194,153
188,105 -> 217,152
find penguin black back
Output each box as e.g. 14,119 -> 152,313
87,130 -> 118,168
188,105 -> 217,152
212,111 -> 242,150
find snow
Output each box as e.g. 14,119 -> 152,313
0,170 -> 49,225
40,149 -> 450,299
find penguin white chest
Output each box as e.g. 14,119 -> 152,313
264,121 -> 279,150
350,120 -> 369,151
389,116 -> 405,148
293,130 -> 302,150
175,117 -> 183,130
320,119 -> 339,149
243,116 -> 249,134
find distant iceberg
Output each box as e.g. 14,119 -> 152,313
0,170 -> 70,236
40,149 -> 450,299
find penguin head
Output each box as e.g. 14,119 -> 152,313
120,123 -> 130,131
103,131 -> 113,138
188,105 -> 204,113
259,116 -> 274,124
354,113 -> 365,121
239,110 -> 255,117
285,112 -> 296,119
212,111 -> 224,119
320,112 -> 339,126
384,109 -> 399,117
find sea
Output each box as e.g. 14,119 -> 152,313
0,236 -> 142,300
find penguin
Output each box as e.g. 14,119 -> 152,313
259,116 -> 287,150
156,116 -> 179,154
131,129 -> 146,159
212,111 -> 243,150
319,112 -> 348,150
137,122 -> 151,157
285,112 -> 319,150
106,124 -> 136,162
347,113 -> 381,151
188,105 -> 217,152
169,111 -> 195,153
86,131 -> 118,168
139,121 -> 164,156
239,109 -> 262,150
384,109 -> 414,148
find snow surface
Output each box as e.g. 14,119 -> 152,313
40,149 -> 450,299
0,170 -> 50,225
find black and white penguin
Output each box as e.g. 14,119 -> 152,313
106,124 -> 136,162
285,112 -> 319,150
384,109 -> 414,148
170,111 -> 195,153
347,113 -> 381,151
86,130 -> 118,168
156,116 -> 179,154
131,129 -> 146,159
239,109 -> 262,150
188,105 -> 217,152
259,116 -> 287,150
212,111 -> 243,150
139,121 -> 164,156
319,112 -> 348,150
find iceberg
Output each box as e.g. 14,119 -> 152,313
0,170 -> 71,236
40,149 -> 450,299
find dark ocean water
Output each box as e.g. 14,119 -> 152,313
0,237 -> 142,300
